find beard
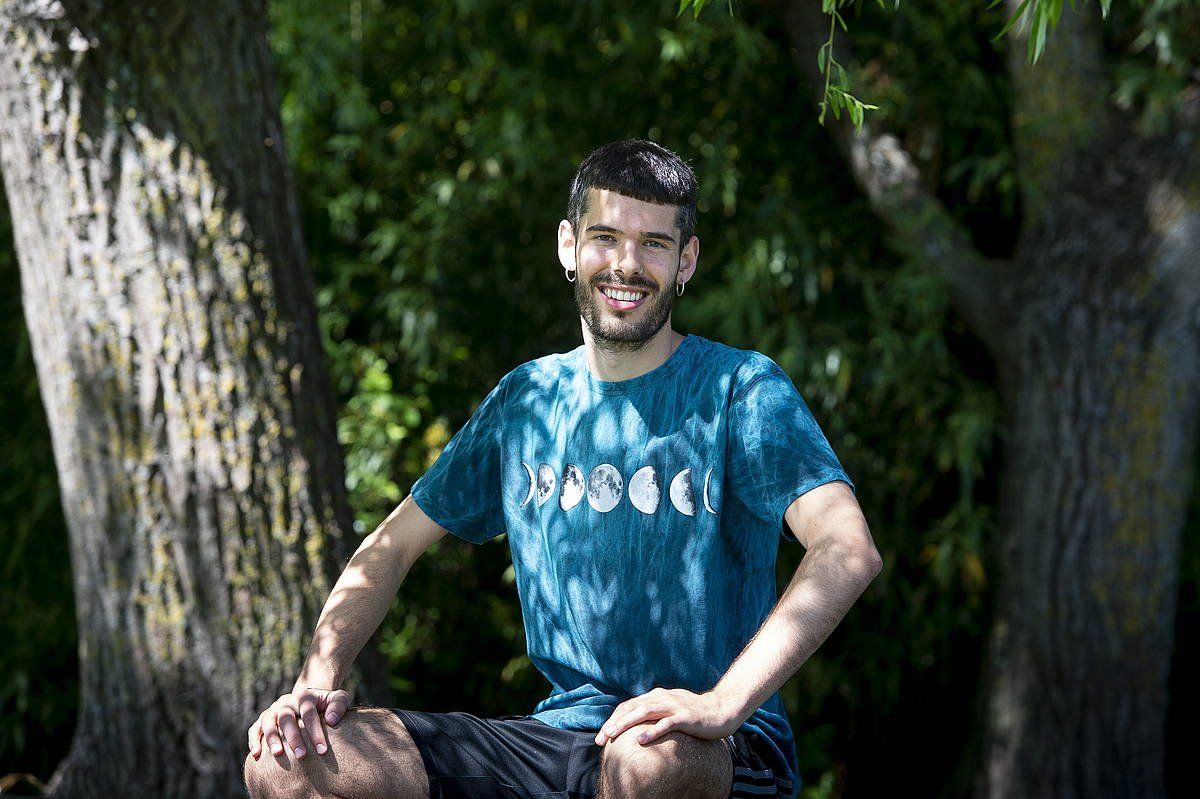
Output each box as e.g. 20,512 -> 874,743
574,267 -> 677,353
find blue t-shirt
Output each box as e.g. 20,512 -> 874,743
410,333 -> 855,798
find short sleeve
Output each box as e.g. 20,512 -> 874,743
410,374 -> 509,545
727,362 -> 855,542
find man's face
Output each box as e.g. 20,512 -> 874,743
558,188 -> 699,350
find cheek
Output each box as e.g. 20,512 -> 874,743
577,248 -> 610,273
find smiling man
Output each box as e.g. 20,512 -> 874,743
244,139 -> 882,799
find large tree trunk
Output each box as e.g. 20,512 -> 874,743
979,8 -> 1200,789
0,1 -> 389,796
775,0 -> 1200,795
984,210 -> 1199,797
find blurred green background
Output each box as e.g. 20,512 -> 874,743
1,1 -> 1195,797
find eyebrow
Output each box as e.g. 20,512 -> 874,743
585,224 -> 677,245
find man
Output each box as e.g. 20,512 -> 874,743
244,139 -> 882,799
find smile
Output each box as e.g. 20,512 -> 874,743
598,285 -> 648,310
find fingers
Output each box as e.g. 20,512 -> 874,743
635,715 -> 676,746
298,692 -> 328,756
260,694 -> 299,759
323,689 -> 352,726
595,703 -> 667,746
297,687 -> 354,757
261,707 -> 284,759
249,687 -> 353,762
276,700 -> 307,759
248,719 -> 262,759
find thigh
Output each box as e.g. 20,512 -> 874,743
392,708 -> 602,799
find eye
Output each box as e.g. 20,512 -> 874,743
595,234 -> 616,242
645,240 -> 666,249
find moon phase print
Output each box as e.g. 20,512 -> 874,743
520,462 -> 536,507
587,464 -> 623,512
669,468 -> 696,516
560,464 -> 585,510
535,463 -> 556,507
628,465 -> 660,514
702,467 -> 717,514
520,461 -> 716,516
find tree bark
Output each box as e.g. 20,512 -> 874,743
979,8 -> 1200,785
775,0 -> 1200,795
0,1 -> 389,796
984,224 -> 1199,797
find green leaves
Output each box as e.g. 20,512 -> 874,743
817,1 -> 888,133
676,0 -> 732,19
989,0 -> 1048,63
819,85 -> 881,130
987,0 -> 1112,65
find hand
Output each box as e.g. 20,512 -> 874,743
593,687 -> 741,747
247,687 -> 352,761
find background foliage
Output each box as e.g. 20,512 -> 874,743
1,1 -> 1196,796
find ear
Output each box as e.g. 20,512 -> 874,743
557,219 -> 577,271
677,234 -> 699,285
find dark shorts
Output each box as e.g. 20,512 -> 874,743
390,708 -> 793,798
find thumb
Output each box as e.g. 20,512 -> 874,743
321,688 -> 353,725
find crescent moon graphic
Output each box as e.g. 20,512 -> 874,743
560,464 -> 585,510
520,462 -> 536,507
536,463 -> 556,507
628,465 -> 660,514
669,468 -> 696,516
587,463 -> 624,513
703,467 -> 717,514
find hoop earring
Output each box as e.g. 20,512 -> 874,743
676,281 -> 685,296
564,267 -> 577,283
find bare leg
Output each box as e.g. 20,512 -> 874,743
595,721 -> 732,799
244,707 -> 429,799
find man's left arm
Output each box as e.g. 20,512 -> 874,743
594,480 -> 882,746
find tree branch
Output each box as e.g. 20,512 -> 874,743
771,0 -> 1011,359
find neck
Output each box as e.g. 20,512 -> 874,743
580,322 -> 684,382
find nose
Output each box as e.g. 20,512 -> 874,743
612,239 -> 644,277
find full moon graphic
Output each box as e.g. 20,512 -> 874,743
520,462 -> 536,507
536,463 -> 556,507
628,465 -> 660,514
587,463 -> 623,512
702,466 -> 717,514
669,468 -> 696,516
560,464 -> 585,510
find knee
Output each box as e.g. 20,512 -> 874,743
243,749 -> 311,799
242,714 -> 349,799
600,726 -> 724,799
243,706 -> 426,799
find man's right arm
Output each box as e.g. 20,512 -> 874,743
248,492 -> 447,761
293,493 -> 448,692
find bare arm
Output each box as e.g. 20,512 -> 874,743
707,480 -> 882,724
293,493 -> 448,692
594,479 -> 882,746
249,493 -> 447,760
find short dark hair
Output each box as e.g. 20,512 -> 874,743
566,139 -> 699,245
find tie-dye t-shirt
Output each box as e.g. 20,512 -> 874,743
410,333 -> 855,798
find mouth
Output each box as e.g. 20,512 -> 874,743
596,284 -> 649,310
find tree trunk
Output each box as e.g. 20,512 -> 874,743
0,1 -> 389,796
774,1 -> 1200,795
979,128 -> 1200,799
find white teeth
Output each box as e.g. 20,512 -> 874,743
601,288 -> 643,303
